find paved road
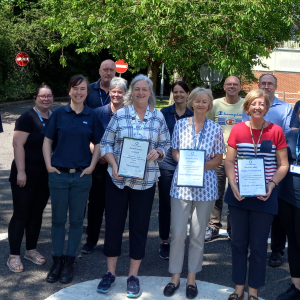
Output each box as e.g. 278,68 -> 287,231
0,102 -> 291,300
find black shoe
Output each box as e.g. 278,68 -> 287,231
46,255 -> 65,283
163,281 -> 180,297
159,242 -> 170,260
277,284 -> 300,300
81,242 -> 96,254
59,255 -> 75,284
269,251 -> 283,267
186,284 -> 198,299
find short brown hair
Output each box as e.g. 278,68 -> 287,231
243,89 -> 270,115
187,87 -> 213,112
68,74 -> 90,93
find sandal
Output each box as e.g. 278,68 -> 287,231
7,256 -> 24,273
24,250 -> 46,265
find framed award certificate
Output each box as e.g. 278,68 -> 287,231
177,149 -> 205,187
237,158 -> 267,197
118,137 -> 150,180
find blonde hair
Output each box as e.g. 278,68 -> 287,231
244,89 -> 270,115
187,87 -> 213,112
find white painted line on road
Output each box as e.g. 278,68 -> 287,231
44,276 -> 265,300
0,233 -> 8,241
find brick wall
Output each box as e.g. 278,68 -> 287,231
242,71 -> 300,106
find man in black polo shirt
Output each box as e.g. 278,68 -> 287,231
81,59 -> 116,254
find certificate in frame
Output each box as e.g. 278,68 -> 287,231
237,157 -> 267,197
177,149 -> 205,187
118,137 -> 150,180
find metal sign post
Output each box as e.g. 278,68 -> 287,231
160,63 -> 164,102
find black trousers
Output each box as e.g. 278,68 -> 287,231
278,198 -> 300,278
103,174 -> 156,260
270,213 -> 287,255
229,205 -> 274,289
85,162 -> 108,245
209,161 -> 231,233
157,168 -> 174,240
8,183 -> 49,255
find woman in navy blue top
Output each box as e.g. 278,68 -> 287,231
158,81 -> 193,259
42,75 -> 104,284
277,106 -> 300,300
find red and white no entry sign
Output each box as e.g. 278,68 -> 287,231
115,59 -> 128,74
15,52 -> 30,67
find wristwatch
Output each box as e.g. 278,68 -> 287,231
156,150 -> 161,158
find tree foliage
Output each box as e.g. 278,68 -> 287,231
41,0 -> 300,90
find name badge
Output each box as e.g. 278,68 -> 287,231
290,164 -> 300,174
83,121 -> 88,124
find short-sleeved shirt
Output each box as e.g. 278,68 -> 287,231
100,106 -> 171,190
85,80 -> 110,109
290,100 -> 300,128
95,103 -> 114,130
42,103 -> 104,168
278,128 -> 300,208
0,113 -> 3,132
9,108 -> 49,186
242,96 -> 292,135
158,104 -> 193,170
225,122 -> 287,214
206,97 -> 244,156
170,118 -> 225,201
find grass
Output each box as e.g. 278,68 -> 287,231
155,99 -> 169,110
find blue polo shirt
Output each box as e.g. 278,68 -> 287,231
242,96 -> 292,135
290,100 -> 300,128
278,128 -> 300,208
85,79 -> 110,109
158,104 -> 193,170
42,103 -> 104,169
94,103 -> 114,130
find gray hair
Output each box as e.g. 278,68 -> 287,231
123,74 -> 156,108
187,87 -> 214,112
109,77 -> 128,93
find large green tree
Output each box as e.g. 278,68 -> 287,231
41,0 -> 300,91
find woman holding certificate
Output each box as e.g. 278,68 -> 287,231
158,81 -> 193,260
99,74 -> 170,298
224,89 -> 288,300
163,88 -> 225,299
276,106 -> 300,300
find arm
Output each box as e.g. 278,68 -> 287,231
172,148 -> 179,162
13,131 -> 29,187
225,146 -> 245,201
80,143 -> 100,177
257,147 -> 289,201
42,137 -> 60,174
205,153 -> 223,170
289,101 -> 299,129
283,104 -> 292,134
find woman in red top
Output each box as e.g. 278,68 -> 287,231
225,89 -> 288,300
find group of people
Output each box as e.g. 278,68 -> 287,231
5,59 -> 300,300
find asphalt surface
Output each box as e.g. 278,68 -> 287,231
0,102 -> 291,300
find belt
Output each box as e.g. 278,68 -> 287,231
53,166 -> 87,173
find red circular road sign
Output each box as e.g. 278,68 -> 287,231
15,52 -> 30,67
115,59 -> 128,74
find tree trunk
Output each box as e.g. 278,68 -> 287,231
147,59 -> 161,96
169,70 -> 183,105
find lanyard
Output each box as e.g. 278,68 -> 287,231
192,117 -> 207,149
174,113 -> 178,122
98,90 -> 110,106
296,133 -> 300,165
34,108 -> 51,127
130,105 -> 150,139
249,121 -> 265,157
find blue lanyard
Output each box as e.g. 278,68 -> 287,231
296,134 -> 300,165
192,117 -> 207,149
34,108 -> 51,127
98,90 -> 110,106
130,105 -> 150,139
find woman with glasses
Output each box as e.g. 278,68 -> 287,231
7,84 -> 54,272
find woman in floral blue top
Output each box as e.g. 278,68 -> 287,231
163,87 -> 225,299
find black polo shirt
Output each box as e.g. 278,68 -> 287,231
158,104 -> 193,170
42,103 -> 104,169
85,79 -> 110,109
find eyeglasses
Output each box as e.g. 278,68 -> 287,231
225,83 -> 239,87
38,94 -> 54,100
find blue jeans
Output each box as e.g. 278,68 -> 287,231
49,172 -> 92,257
